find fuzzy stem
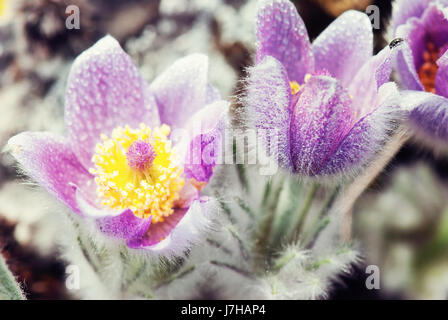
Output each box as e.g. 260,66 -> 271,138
234,138 -> 250,191
293,182 -> 319,242
303,185 -> 341,247
254,178 -> 284,263
0,253 -> 25,300
272,251 -> 296,272
337,127 -> 411,242
261,178 -> 272,207
210,261 -> 255,279
154,265 -> 196,290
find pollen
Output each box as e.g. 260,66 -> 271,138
290,75 -> 311,95
418,41 -> 440,94
290,81 -> 301,95
89,124 -> 185,223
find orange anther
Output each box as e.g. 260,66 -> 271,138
418,41 -> 441,93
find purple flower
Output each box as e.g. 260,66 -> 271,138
7,36 -> 228,254
245,0 -> 402,176
393,0 -> 448,142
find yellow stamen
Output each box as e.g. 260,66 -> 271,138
89,124 -> 184,223
290,74 -> 312,95
290,81 -> 301,95
418,41 -> 440,94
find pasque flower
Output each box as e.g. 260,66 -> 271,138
393,0 -> 448,142
245,0 -> 402,176
7,36 -> 228,253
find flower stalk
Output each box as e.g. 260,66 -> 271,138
336,126 -> 412,242
293,182 -> 319,242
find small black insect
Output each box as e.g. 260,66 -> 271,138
389,38 -> 404,49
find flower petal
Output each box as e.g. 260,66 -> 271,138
319,83 -> 401,176
421,2 -> 448,49
96,210 -> 151,241
392,0 -> 431,32
436,49 -> 448,97
127,207 -> 186,249
183,100 -> 229,183
7,132 -> 92,214
255,0 -> 314,83
396,3 -> 448,76
290,75 -> 355,176
402,90 -> 448,141
127,197 -> 218,255
395,41 -> 425,91
245,56 -> 293,170
150,54 -> 210,130
65,35 -> 160,169
75,187 -> 153,241
349,44 -> 399,118
312,10 -> 373,88
396,17 -> 427,74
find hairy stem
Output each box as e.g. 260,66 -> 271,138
337,127 -> 411,242
254,178 -> 284,263
293,182 -> 319,242
210,261 -> 255,279
304,184 -> 341,247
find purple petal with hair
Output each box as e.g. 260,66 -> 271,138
127,207 -> 187,249
396,18 -> 427,73
150,54 -> 209,130
392,0 -> 431,32
96,210 -> 151,240
255,0 -> 314,83
395,41 -> 425,91
319,83 -> 401,175
184,134 -> 217,183
127,197 -> 217,255
312,10 -> 373,87
7,132 -> 92,215
183,100 -> 229,183
75,189 -> 152,240
421,3 -> 448,48
402,90 -> 448,141
393,2 -> 448,143
245,56 -> 293,170
349,45 -> 398,118
395,3 -> 448,85
65,35 -> 160,169
289,76 -> 355,175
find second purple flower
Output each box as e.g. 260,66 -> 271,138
245,0 -> 403,176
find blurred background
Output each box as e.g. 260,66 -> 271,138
0,0 -> 447,299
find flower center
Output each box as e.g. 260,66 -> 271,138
418,41 -> 440,93
126,140 -> 156,170
89,124 -> 184,223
